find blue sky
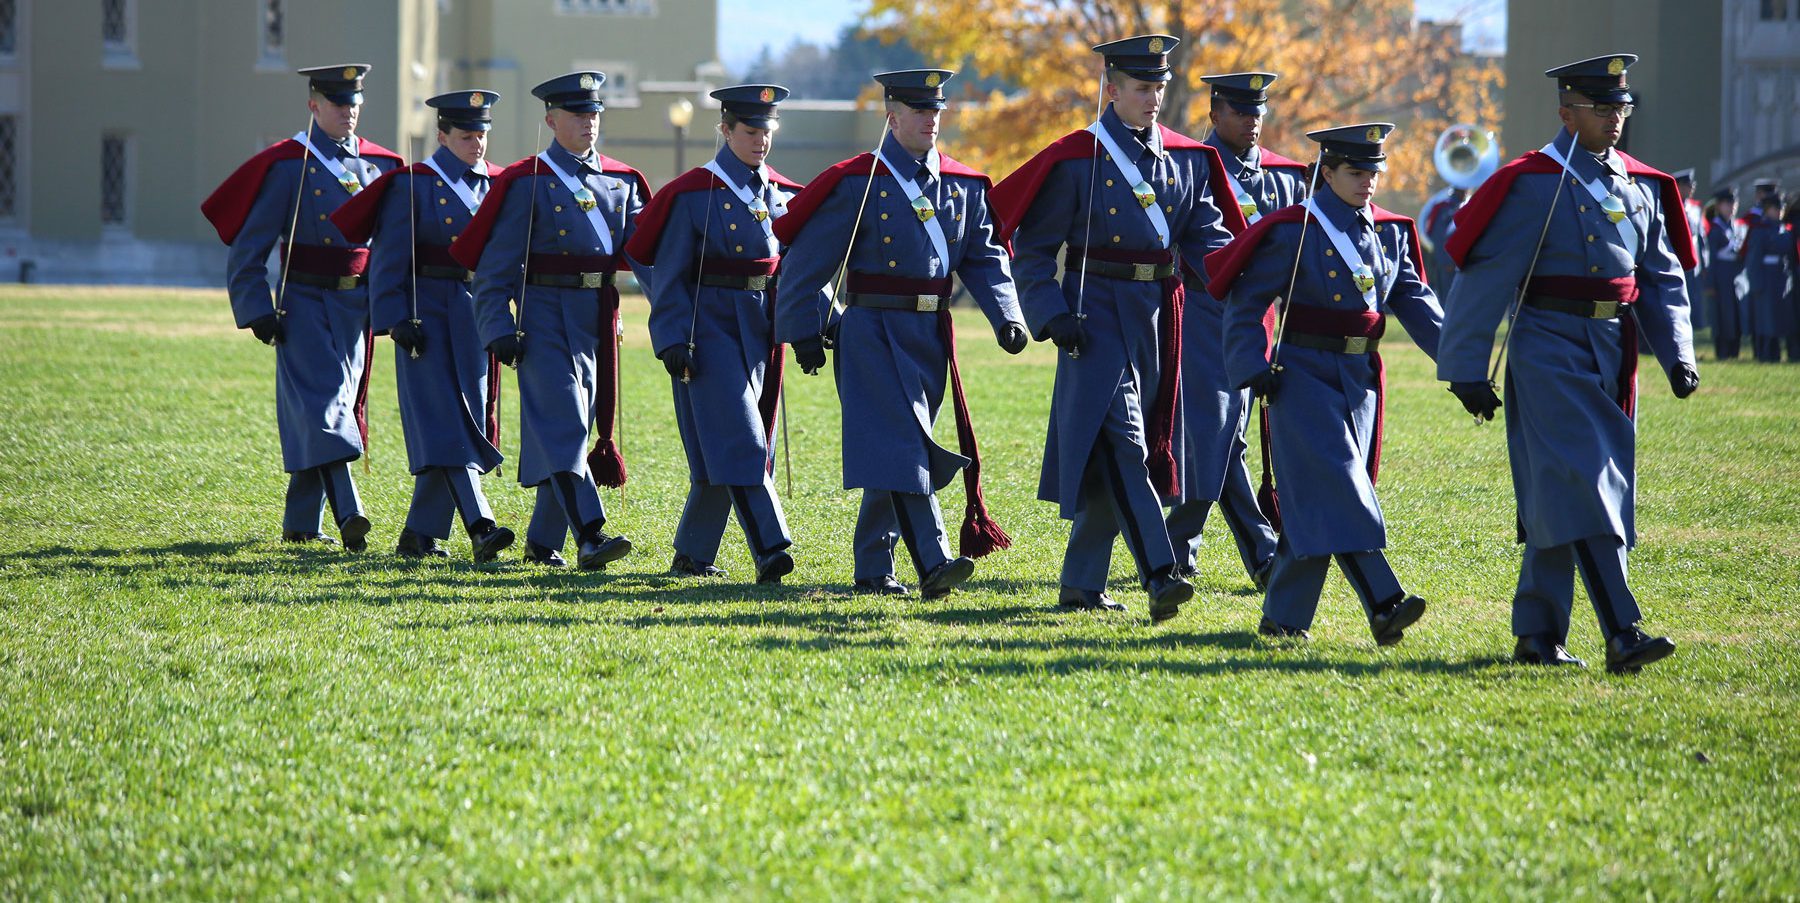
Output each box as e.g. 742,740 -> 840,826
718,0 -> 1506,72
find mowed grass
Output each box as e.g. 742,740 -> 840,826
1,284 -> 1797,899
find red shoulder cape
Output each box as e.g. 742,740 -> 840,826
623,164 -> 803,264
450,153 -> 652,271
771,152 -> 991,246
200,137 -> 404,245
328,160 -> 503,245
1445,149 -> 1698,270
1204,202 -> 1426,298
990,124 -> 1248,245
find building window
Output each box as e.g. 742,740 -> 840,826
101,133 -> 129,226
556,0 -> 657,16
259,0 -> 284,64
102,0 -> 136,66
1760,0 -> 1788,20
0,116 -> 14,218
0,0 -> 17,59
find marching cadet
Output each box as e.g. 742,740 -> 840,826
1673,169 -> 1708,333
1205,123 -> 1442,645
1437,55 -> 1699,673
452,71 -> 650,569
1703,186 -> 1747,359
330,90 -> 515,562
992,35 -> 1243,621
773,68 -> 1028,599
624,85 -> 801,584
1163,70 -> 1308,591
1418,184 -> 1470,294
200,64 -> 402,550
1743,192 -> 1795,362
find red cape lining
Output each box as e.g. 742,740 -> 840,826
771,151 -> 991,246
450,153 -> 651,271
1204,202 -> 1426,299
624,164 -> 803,264
200,137 -> 404,246
329,160 -> 502,245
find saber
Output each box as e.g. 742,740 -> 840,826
406,151 -> 421,360
1484,150 -> 1571,422
510,117 -> 546,369
1265,152 -> 1323,378
682,128 -> 725,384
1068,69 -> 1109,360
824,120 -> 891,333
780,390 -> 793,497
271,116 -> 316,342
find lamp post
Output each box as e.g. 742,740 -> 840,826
667,98 -> 694,178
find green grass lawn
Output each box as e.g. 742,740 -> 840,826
1,285 -> 1796,898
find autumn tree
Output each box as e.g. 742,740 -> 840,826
861,0 -> 1503,205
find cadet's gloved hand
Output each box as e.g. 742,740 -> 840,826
998,321 -> 1029,355
660,345 -> 695,380
248,313 -> 284,346
1242,367 -> 1281,400
1669,362 -> 1700,398
1044,313 -> 1085,354
488,334 -> 522,368
391,320 -> 426,356
793,336 -> 827,375
821,318 -> 841,351
1449,380 -> 1502,420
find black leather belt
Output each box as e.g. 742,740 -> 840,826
846,292 -> 943,312
1286,332 -> 1379,354
527,271 -> 614,289
417,264 -> 474,283
1524,294 -> 1625,319
699,273 -> 773,291
1067,256 -> 1176,282
285,271 -> 364,290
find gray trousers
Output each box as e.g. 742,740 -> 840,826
524,470 -> 607,550
283,462 -> 361,533
1513,534 -> 1642,642
672,474 -> 792,563
854,490 -> 950,581
404,466 -> 496,539
1263,535 -> 1402,631
1060,426 -> 1177,592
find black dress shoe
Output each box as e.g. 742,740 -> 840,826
395,529 -> 449,559
337,514 -> 372,553
1513,633 -> 1586,667
1172,562 -> 1198,580
670,552 -> 726,578
1058,585 -> 1125,612
523,542 -> 567,567
755,549 -> 795,584
1605,627 -> 1676,674
1369,594 -> 1427,646
853,575 -> 908,596
1144,570 -> 1193,623
577,533 -> 632,570
1258,616 -> 1311,640
1251,557 -> 1274,593
920,556 -> 975,600
282,531 -> 338,546
469,524 -> 515,563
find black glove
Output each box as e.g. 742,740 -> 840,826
488,334 -> 522,368
793,336 -> 827,375
1242,367 -> 1281,400
1044,313 -> 1085,354
821,317 -> 841,351
998,321 -> 1029,355
1449,380 -> 1502,420
660,345 -> 695,380
248,313 -> 284,346
391,320 -> 426,356
1669,362 -> 1700,399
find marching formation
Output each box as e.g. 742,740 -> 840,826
201,39 -> 1703,674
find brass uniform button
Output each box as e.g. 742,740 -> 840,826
1329,270 -> 1338,278
555,205 -> 563,212
1109,207 -> 1117,215
1165,205 -> 1173,213
1325,249 -> 1335,257
1106,179 -> 1114,187
724,202 -> 733,209
1589,265 -> 1600,273
318,214 -> 327,221
322,238 -> 332,245
888,260 -> 897,268
444,217 -> 453,224
558,229 -> 567,236
1333,293 -> 1342,301
309,167 -> 318,174
729,223 -> 737,231
734,245 -> 744,252
1112,235 -> 1122,243
883,236 -> 892,244
313,189 -> 322,196
880,191 -> 888,198
1587,235 -> 1596,242
880,213 -> 889,221
439,198 -> 448,205
436,180 -> 444,187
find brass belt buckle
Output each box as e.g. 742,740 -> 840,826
1133,262 -> 1156,281
581,272 -> 605,289
918,296 -> 940,312
336,275 -> 360,291
1342,336 -> 1369,354
1591,300 -> 1619,319
745,275 -> 768,291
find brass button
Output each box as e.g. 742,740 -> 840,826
880,213 -> 889,221
1587,235 -> 1596,242
1333,293 -> 1342,301
888,260 -> 897,268
1325,249 -> 1335,257
555,205 -> 563,212
1329,270 -> 1338,278
439,198 -> 448,205
436,180 -> 444,187
883,236 -> 892,244
1166,177 -> 1174,186
956,215 -> 963,221
729,223 -> 737,231
1112,235 -> 1121,243
558,229 -> 567,236
1579,205 -> 1587,213
318,214 -> 326,221
724,202 -> 733,209
444,217 -> 453,224
734,245 -> 743,252
951,190 -> 960,198
313,189 -> 322,196
1589,265 -> 1600,273
1109,207 -> 1117,215
323,238 -> 332,245
879,191 -> 888,198
309,167 -> 318,174
1106,179 -> 1114,187
449,235 -> 457,242
1165,205 -> 1173,213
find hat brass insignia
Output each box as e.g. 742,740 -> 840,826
1365,126 -> 1382,142
579,74 -> 597,90
759,87 -> 775,102
469,92 -> 485,106
924,73 -> 941,88
1148,37 -> 1165,53
1249,74 -> 1264,90
342,67 -> 358,80
1607,57 -> 1625,76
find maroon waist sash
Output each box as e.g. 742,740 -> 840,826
1525,274 -> 1641,416
1258,305 -> 1386,533
281,243 -> 369,277
528,253 -> 617,276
